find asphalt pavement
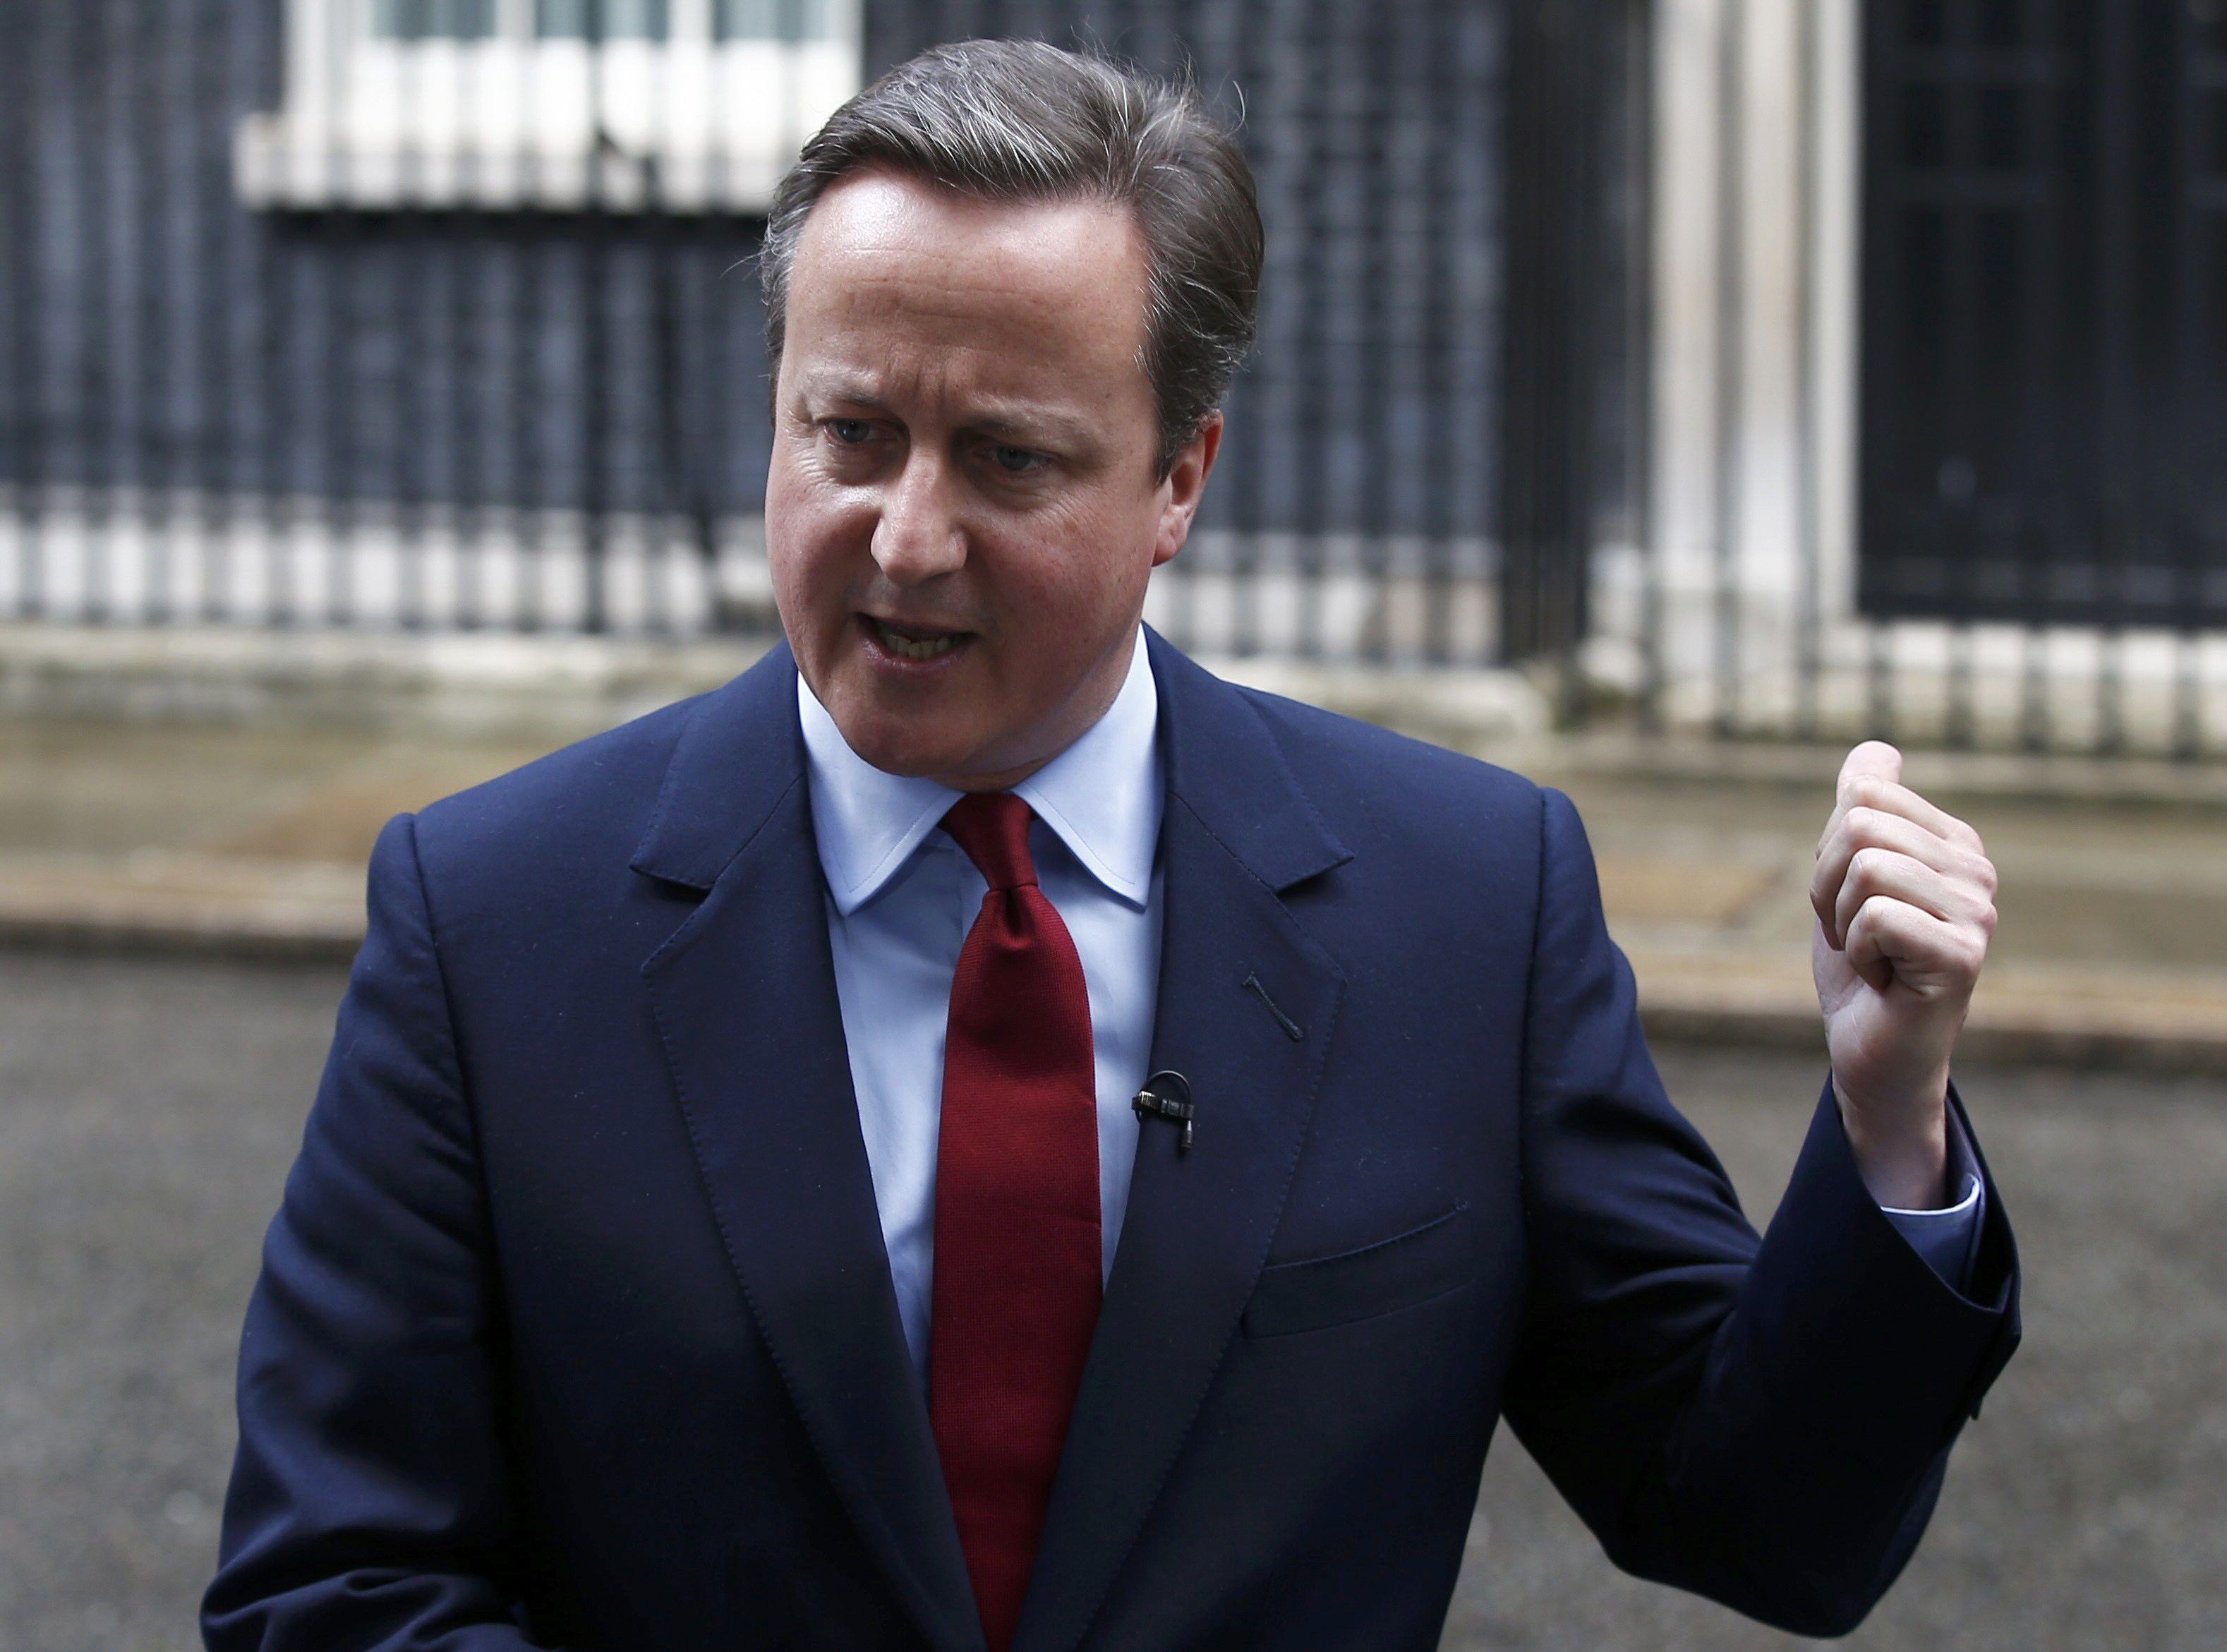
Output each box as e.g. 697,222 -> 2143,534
2,949 -> 2222,1651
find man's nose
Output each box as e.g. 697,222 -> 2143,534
870,452 -> 969,586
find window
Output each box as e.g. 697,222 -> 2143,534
238,0 -> 862,210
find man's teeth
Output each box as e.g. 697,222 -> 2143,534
875,621 -> 960,661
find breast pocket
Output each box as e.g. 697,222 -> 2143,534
1242,1205 -> 1474,1339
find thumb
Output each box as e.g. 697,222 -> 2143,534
1837,740 -> 1902,803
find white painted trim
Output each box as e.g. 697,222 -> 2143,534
1630,0 -> 1890,728
237,0 -> 863,211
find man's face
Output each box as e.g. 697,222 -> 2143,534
766,168 -> 1219,790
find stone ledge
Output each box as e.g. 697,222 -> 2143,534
0,622 -> 773,741
1631,946 -> 2227,1075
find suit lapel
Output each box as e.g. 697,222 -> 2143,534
634,646 -> 984,1652
1015,636 -> 1352,1652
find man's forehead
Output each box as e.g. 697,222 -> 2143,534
780,171 -> 1157,429
792,170 -> 1149,321
808,164 -> 1137,248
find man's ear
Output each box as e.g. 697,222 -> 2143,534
1152,411 -> 1224,567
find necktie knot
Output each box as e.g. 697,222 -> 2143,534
941,792 -> 1038,892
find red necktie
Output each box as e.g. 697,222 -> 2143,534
930,792 -> 1102,1652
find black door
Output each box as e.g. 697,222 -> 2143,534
1861,0 -> 2227,627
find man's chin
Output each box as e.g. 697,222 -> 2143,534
835,713 -> 1052,792
830,706 -> 986,785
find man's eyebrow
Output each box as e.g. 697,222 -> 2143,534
965,407 -> 1098,450
792,370 -> 887,407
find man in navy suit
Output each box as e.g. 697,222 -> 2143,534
205,40 -> 2018,1652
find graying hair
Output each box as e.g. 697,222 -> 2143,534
760,39 -> 1262,479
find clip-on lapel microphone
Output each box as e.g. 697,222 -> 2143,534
1131,1071 -> 1195,1152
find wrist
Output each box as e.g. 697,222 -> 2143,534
1833,1071 -> 1951,1210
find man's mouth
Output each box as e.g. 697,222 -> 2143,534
867,616 -> 968,662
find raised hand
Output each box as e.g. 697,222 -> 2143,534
1809,742 -> 1998,1209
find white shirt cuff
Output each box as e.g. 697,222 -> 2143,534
1878,1110 -> 1986,1289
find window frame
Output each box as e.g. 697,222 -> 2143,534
237,0 -> 863,212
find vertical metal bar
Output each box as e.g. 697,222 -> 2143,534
513,223 -> 545,631
1939,0 -> 1968,744
581,6 -> 610,632
320,1 -> 360,630
1567,0 -> 1606,697
394,26 -> 431,629
2017,0 -> 2054,754
2019,620 -> 2047,751
193,0 -> 239,624
2024,0 -> 2055,749
646,16 -> 685,637
452,230 -> 486,632
1413,0 -> 1451,665
318,217 -> 346,627
1791,0 -> 1821,742
1941,0 -> 1978,750
329,220 -> 363,627
2022,0 -> 2071,753
1630,0 -> 1662,731
645,0 -> 710,646
131,0 -> 171,623
2096,0 -> 2134,754
510,8 -> 546,633
1356,0 -> 1394,661
1712,0 -> 1746,736
1265,0 -> 1309,658
1938,0 -> 1972,747
1857,0 -> 1900,744
2172,0 -> 2204,760
3,0 -> 47,620
1868,613 -> 1892,738
1261,0 -> 1321,661
446,20 -> 478,636
262,149 -> 298,625
77,0 -> 116,624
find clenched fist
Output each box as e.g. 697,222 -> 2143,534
1809,742 -> 1998,1210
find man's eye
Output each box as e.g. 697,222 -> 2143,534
827,420 -> 875,445
989,445 -> 1046,474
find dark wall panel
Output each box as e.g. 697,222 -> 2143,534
1861,0 -> 2227,627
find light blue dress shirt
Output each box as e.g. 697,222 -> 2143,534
801,629 -> 1163,1378
798,629 -> 1984,1383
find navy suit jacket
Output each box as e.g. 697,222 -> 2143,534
206,632 -> 2020,1651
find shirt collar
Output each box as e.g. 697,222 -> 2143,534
797,627 -> 1162,917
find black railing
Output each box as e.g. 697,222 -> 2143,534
1853,0 -> 2227,757
4,0 -> 1637,673
25,1 -> 2217,761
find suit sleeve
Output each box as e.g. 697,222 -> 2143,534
1499,788 -> 2021,1639
203,815 -> 560,1651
